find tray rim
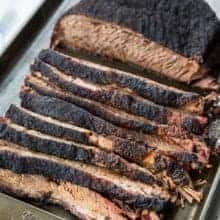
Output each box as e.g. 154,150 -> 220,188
0,0 -> 219,219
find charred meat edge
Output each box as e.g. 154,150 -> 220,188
25,73 -> 211,162
5,108 -> 202,204
19,88 -> 202,197
52,14 -> 208,84
0,142 -> 172,212
38,49 -> 215,113
19,87 -> 202,167
5,105 -> 154,166
31,59 -> 208,135
0,169 -> 133,220
7,97 -> 206,170
27,72 -> 160,136
62,0 -> 220,67
0,117 -> 159,186
19,88 -> 202,201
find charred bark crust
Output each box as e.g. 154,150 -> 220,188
0,121 -> 157,185
32,59 -> 208,134
6,105 -> 90,145
32,59 -> 169,124
9,102 -> 151,165
154,154 -> 190,186
0,150 -> 171,212
0,123 -> 93,163
20,89 -> 131,138
26,74 -> 158,135
65,0 -> 220,64
38,49 -> 199,107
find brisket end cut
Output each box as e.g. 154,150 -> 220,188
0,169 -> 131,220
38,49 -> 212,112
51,2 -> 217,84
59,0 -> 220,68
0,142 -> 172,212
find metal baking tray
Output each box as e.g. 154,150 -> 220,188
0,0 -> 219,219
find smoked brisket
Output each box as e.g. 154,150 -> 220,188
0,142 -> 172,212
25,74 -> 211,160
0,1 -> 218,217
62,0 -> 220,66
52,14 -> 209,84
19,88 -> 207,198
0,169 -> 132,220
0,118 -> 158,185
38,49 -> 218,113
31,59 -> 208,135
5,106 -> 202,202
19,88 -> 204,166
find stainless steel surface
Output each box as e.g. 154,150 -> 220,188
0,0 -> 219,219
0,193 -> 64,220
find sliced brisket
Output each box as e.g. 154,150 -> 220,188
31,59 -> 208,135
26,73 -> 159,135
52,14 -> 209,84
19,87 -> 204,166
0,169 -> 131,220
0,142 -> 172,212
25,74 -> 211,159
5,106 -> 202,202
19,88 -> 206,199
0,118 -> 159,185
38,49 -> 217,113
66,0 -> 220,64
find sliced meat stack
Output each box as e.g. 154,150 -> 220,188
52,0 -> 220,89
0,1 -> 219,219
0,47 -> 218,219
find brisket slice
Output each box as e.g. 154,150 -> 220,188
52,14 -> 209,85
25,74 -> 211,161
192,76 -> 220,92
19,88 -> 204,195
38,49 -> 217,113
6,104 -> 202,168
5,105 -> 153,163
20,87 -> 140,140
0,142 -> 172,212
6,105 -> 201,189
0,118 -> 159,186
26,73 -> 159,135
0,169 -> 132,220
19,87 -> 203,166
31,60 -> 208,135
62,0 -> 220,67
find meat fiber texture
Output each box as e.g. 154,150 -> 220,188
19,88 -> 207,197
51,0 -> 220,87
63,0 -> 220,67
24,74 -> 208,166
0,117 -> 158,186
0,142 -> 172,213
5,104 -> 199,189
28,56 -> 212,164
31,56 -> 209,136
0,169 -> 132,220
37,49 -> 219,114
